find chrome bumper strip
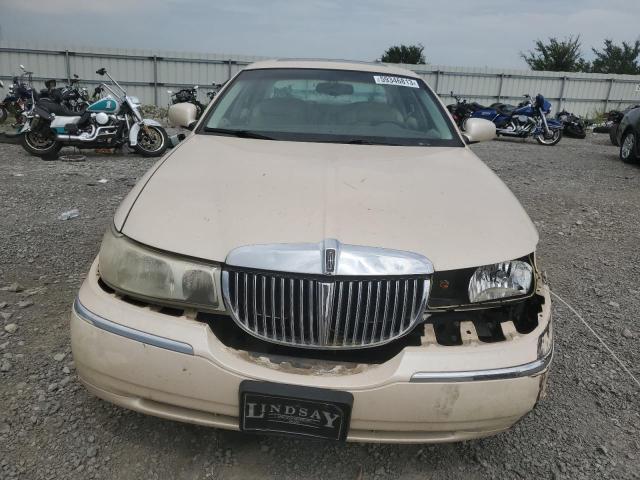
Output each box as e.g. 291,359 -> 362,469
73,298 -> 194,355
410,348 -> 553,383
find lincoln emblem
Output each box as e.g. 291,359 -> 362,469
325,248 -> 336,274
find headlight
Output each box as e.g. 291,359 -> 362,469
98,226 -> 222,310
468,260 -> 533,303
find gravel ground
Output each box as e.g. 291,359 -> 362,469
0,133 -> 638,480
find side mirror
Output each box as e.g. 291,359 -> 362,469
168,102 -> 198,130
19,64 -> 25,71
462,118 -> 496,144
0,80 -> 4,88
96,68 -> 107,76
194,85 -> 199,89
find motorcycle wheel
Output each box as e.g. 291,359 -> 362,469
609,123 -> 619,146
21,131 -> 62,157
0,106 -> 7,124
535,129 -> 562,146
134,125 -> 169,157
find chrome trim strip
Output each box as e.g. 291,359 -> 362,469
410,348 -> 553,383
225,239 -> 434,276
73,298 -> 194,355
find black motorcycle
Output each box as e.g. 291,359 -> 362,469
168,86 -> 206,118
168,83 -> 224,120
0,80 -> 6,124
39,75 -> 90,113
555,110 -> 586,139
206,82 -> 224,102
0,66 -> 38,126
446,92 -> 486,128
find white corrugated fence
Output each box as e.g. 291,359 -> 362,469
2,41 -> 640,117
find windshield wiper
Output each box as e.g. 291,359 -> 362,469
204,128 -> 275,140
345,139 -> 401,146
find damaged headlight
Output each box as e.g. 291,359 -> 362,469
98,225 -> 222,310
468,260 -> 533,303
428,255 -> 535,309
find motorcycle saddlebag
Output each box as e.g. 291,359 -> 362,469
31,105 -> 54,131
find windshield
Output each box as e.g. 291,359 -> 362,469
200,68 -> 462,147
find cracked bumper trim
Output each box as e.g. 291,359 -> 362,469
410,347 -> 553,383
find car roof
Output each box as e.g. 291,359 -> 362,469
244,59 -> 422,79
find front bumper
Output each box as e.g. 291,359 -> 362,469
71,259 -> 552,443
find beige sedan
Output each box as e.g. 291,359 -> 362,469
71,60 -> 552,443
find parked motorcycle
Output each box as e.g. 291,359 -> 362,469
446,92 -> 486,128
0,65 -> 38,126
555,110 -> 586,139
206,82 -> 224,102
20,67 -> 168,158
168,85 -> 206,118
167,82 -> 224,120
39,76 -> 90,113
470,94 -> 563,146
0,80 -> 6,124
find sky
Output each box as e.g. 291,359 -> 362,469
1,0 -> 639,68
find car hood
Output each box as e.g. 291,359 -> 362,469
119,134 -> 538,271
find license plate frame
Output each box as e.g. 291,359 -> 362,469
239,380 -> 353,441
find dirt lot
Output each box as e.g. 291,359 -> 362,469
0,133 -> 638,480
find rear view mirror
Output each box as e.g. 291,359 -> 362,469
168,102 -> 198,130
316,82 -> 354,96
461,118 -> 496,144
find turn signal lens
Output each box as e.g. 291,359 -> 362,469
468,261 -> 533,303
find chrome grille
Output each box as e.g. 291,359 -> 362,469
222,269 -> 430,349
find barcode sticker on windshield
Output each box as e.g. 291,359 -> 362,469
373,76 -> 419,88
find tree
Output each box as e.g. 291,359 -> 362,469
521,36 -> 589,72
380,44 -> 426,64
591,39 -> 640,75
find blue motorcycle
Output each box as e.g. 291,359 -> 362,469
470,94 -> 563,146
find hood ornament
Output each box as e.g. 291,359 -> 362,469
324,249 -> 336,274
322,238 -> 338,275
